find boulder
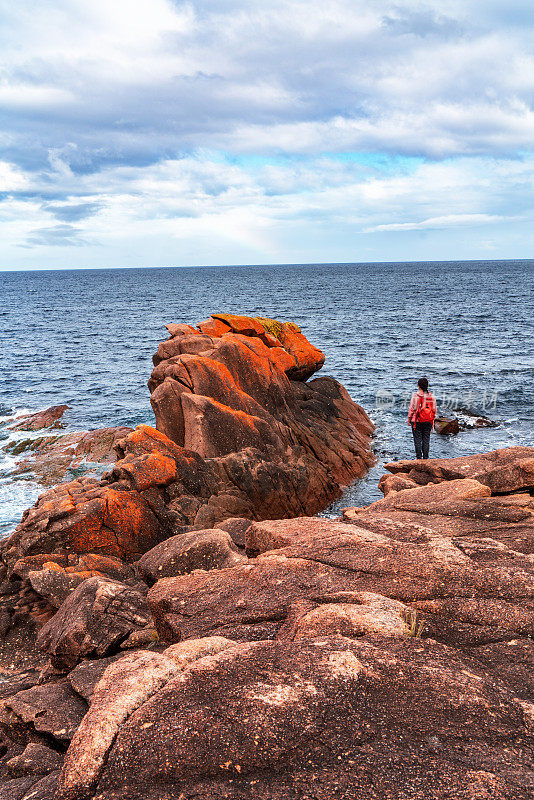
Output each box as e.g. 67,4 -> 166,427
67,655 -> 126,702
433,416 -> 460,435
1,481 -> 165,574
6,743 -> 62,777
163,636 -> 237,669
137,529 -> 246,585
0,679 -> 86,744
289,594 -> 412,640
56,636 -> 533,800
358,477 -> 492,513
384,446 -> 534,494
37,577 -> 152,670
377,472 -> 418,495
216,517 -> 253,548
56,651 -> 180,800
345,459 -> 534,556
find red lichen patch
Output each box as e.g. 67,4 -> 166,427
277,328 -> 325,379
50,489 -> 161,562
253,317 -> 325,379
260,331 -> 282,347
102,490 -> 161,559
266,346 -> 297,374
12,553 -> 70,579
115,425 -> 185,461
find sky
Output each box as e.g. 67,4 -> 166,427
1,0 -> 534,270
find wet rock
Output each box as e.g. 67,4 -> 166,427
8,406 -> 69,432
377,472 -> 419,495
37,577 -> 152,670
455,407 -> 500,429
7,427 -> 133,486
433,416 -> 460,435
137,529 -> 246,585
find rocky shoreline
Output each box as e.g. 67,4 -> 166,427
0,316 -> 532,799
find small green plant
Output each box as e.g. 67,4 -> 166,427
405,610 -> 425,638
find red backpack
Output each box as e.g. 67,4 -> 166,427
416,392 -> 435,423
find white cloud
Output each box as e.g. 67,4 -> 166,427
1,150 -> 533,266
364,213 -> 513,233
1,0 -> 534,163
0,1 -> 534,266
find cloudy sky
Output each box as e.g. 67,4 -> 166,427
1,0 -> 533,270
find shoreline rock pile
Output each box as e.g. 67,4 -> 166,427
0,319 -> 532,800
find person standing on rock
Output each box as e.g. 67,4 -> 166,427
407,378 -> 437,459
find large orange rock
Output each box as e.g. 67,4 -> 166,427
148,316 -> 374,494
1,479 -> 164,571
0,317 -> 374,623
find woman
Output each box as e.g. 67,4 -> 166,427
407,378 -> 437,459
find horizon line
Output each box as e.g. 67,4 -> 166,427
2,257 -> 534,275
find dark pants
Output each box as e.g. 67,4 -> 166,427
412,422 -> 432,459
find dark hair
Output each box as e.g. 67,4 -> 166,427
418,377 -> 429,392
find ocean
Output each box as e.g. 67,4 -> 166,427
1,260 -> 533,538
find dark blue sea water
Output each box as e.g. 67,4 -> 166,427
1,260 -> 533,537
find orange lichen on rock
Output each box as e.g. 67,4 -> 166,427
211,313 -> 266,337
1,315 -> 375,580
117,452 -> 177,491
192,313 -> 326,381
197,316 -> 232,337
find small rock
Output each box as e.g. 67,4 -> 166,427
7,743 -> 63,776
